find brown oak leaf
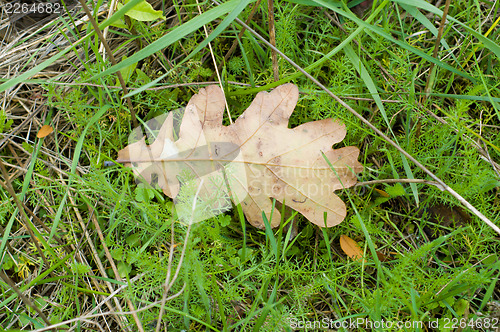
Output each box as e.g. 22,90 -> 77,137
118,83 -> 363,228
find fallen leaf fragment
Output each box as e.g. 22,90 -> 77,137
376,251 -> 391,262
351,0 -> 373,16
37,125 -> 53,138
119,83 -> 363,228
374,188 -> 390,197
340,235 -> 364,261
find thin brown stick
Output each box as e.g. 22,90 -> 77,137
355,178 -> 444,190
423,0 -> 452,96
0,271 -> 52,327
3,145 -> 72,250
48,80 -> 253,90
267,0 -> 279,81
64,186 -> 130,331
216,0 -> 262,75
51,81 -> 402,104
0,159 -> 51,267
87,202 -> 145,332
223,7 -> 500,236
1,159 -> 125,329
77,0 -> 139,129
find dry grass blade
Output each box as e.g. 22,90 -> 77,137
0,159 -> 51,267
64,179 -> 131,330
423,0 -> 452,96
0,271 -> 52,327
77,0 -> 139,129
267,0 -> 279,81
217,0 -> 262,75
87,202 -> 143,332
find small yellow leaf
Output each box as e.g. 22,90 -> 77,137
374,188 -> 390,197
37,125 -> 53,138
340,235 -> 364,261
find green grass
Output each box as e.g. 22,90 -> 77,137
0,0 -> 499,331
